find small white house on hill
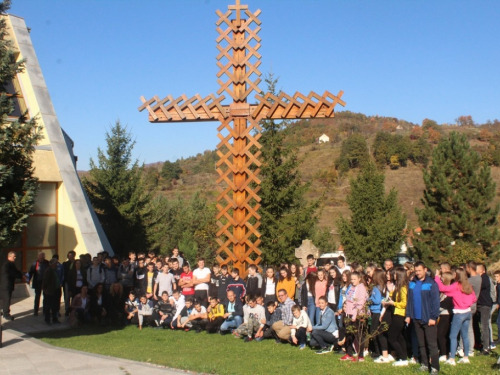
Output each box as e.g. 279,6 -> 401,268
319,134 -> 330,143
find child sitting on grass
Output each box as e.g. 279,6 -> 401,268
290,304 -> 312,349
233,295 -> 266,342
138,295 -> 155,330
258,301 -> 282,341
124,290 -> 139,325
177,297 -> 194,331
187,300 -> 208,333
206,297 -> 225,333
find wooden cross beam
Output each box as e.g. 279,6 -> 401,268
138,1 -> 346,278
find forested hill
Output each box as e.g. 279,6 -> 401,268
137,111 -> 500,232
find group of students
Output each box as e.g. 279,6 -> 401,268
59,250 -> 500,375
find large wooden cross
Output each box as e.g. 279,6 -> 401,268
138,0 -> 345,277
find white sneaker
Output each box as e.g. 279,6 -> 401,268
456,349 -> 464,357
457,358 -> 470,364
439,355 -> 447,362
409,357 -> 417,364
392,360 -> 409,367
374,356 -> 392,363
387,354 -> 395,362
444,359 -> 456,366
468,351 -> 474,357
490,344 -> 497,350
363,349 -> 369,357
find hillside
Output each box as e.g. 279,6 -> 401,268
139,112 -> 500,239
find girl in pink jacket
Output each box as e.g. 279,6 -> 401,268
435,268 -> 476,366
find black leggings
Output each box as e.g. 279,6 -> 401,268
388,314 -> 407,360
437,314 -> 451,356
369,312 -> 381,355
378,309 -> 392,352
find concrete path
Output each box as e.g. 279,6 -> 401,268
0,296 -> 192,374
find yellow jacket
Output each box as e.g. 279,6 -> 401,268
277,278 -> 296,300
208,304 -> 225,321
390,286 -> 407,317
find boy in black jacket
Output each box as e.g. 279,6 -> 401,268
217,265 -> 232,302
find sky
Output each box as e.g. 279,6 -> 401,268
10,0 -> 500,170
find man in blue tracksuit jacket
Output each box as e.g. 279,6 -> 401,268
406,261 -> 440,374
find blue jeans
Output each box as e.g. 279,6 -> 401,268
450,312 -> 471,359
307,296 -> 316,325
220,315 -> 242,332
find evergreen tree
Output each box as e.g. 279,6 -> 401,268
0,0 -> 42,248
415,132 -> 500,263
337,163 -> 406,265
259,74 -> 320,264
82,121 -> 151,256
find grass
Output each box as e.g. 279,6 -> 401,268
33,325 -> 500,375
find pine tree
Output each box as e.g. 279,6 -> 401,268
0,0 -> 42,248
337,163 -> 406,265
82,121 -> 151,256
259,74 -> 320,264
415,131 -> 500,263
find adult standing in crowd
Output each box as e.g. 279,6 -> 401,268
42,258 -> 61,325
0,251 -> 23,320
29,251 -> 49,316
192,258 -> 211,307
406,261 -> 440,374
477,263 -> 493,355
62,251 -> 75,316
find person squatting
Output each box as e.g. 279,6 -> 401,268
60,250 -> 500,375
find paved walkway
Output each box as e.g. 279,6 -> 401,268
0,296 -> 191,374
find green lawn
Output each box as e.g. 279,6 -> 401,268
33,325 -> 500,374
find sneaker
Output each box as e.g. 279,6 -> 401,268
416,364 -> 428,372
299,344 -> 306,350
392,360 -> 409,367
444,359 -> 456,366
409,357 -> 417,364
315,348 -> 331,355
357,357 -> 365,362
457,358 -> 470,364
244,336 -> 253,342
374,356 -> 392,363
255,337 -> 264,342
439,355 -> 447,362
430,368 -> 439,375
325,345 -> 334,353
468,351 -> 474,357
490,344 -> 497,350
340,354 -> 354,360
456,349 -> 464,357
363,349 -> 369,357
387,354 -> 395,362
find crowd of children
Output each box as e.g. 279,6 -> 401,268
58,250 -> 500,375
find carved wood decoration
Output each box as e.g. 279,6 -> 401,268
138,0 -> 346,277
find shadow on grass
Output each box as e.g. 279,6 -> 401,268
31,322 -> 127,340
